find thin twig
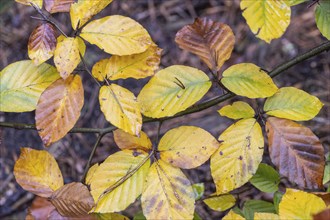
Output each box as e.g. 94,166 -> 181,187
79,52 -> 102,87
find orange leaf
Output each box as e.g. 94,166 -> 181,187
175,17 -> 235,71
28,23 -> 56,66
44,0 -> 74,13
113,129 -> 152,152
50,182 -> 95,217
36,74 -> 84,146
13,148 -> 63,197
266,117 -> 325,189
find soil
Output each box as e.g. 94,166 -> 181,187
0,0 -> 329,219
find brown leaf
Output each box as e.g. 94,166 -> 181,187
35,74 -> 84,146
313,208 -> 330,220
266,117 -> 325,189
45,0 -> 74,13
313,192 -> 330,206
50,182 -> 95,217
28,23 -> 56,66
175,17 -> 235,71
26,196 -> 56,220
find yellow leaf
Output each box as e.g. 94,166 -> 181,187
35,75 -> 84,146
254,212 -> 280,220
90,150 -> 150,213
240,0 -> 291,43
285,0 -> 308,6
315,0 -> 330,40
218,101 -> 255,120
141,160 -> 195,219
223,210 -> 245,220
14,148 -> 63,197
279,188 -> 326,220
28,23 -> 56,65
113,129 -> 152,152
211,118 -> 264,194
99,84 -> 142,136
221,63 -> 278,98
85,163 -> 99,186
15,0 -> 42,8
0,60 -> 60,112
70,0 -> 113,30
264,87 -> 323,121
203,194 -> 236,212
54,35 -> 86,79
92,44 -> 162,81
159,126 -> 219,169
137,65 -> 211,118
81,15 -> 152,55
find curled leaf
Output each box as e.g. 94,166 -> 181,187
113,129 -> 152,152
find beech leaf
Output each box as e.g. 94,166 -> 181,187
254,213 -> 280,220
26,196 -> 55,220
218,101 -> 255,120
211,118 -> 264,194
203,194 -> 236,212
222,210 -> 245,220
264,87 -> 323,121
99,84 -> 142,136
137,65 -> 211,118
242,200 -> 276,220
221,63 -> 278,98
315,0 -> 330,40
90,150 -> 150,213
85,163 -> 99,186
141,160 -> 195,220
28,23 -> 56,65
92,44 -> 162,81
0,60 -> 60,112
175,17 -> 235,71
266,117 -> 325,189
35,75 -> 84,146
249,163 -> 280,193
54,35 -> 86,79
14,148 -> 63,197
240,0 -> 291,43
285,0 -> 308,6
159,126 -> 219,169
15,0 -> 42,7
45,0 -> 74,13
80,15 -> 152,55
50,182 -> 95,217
113,129 -> 152,152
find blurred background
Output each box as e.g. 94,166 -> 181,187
1,0 -> 329,219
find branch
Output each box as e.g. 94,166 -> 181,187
1,41 -> 330,133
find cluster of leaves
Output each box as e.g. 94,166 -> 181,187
1,0 -> 329,219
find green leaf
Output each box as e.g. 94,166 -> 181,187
218,101 -> 255,120
137,65 -> 211,118
133,211 -> 146,220
315,0 -> 330,40
285,0 -> 308,6
273,191 -> 283,214
240,0 -> 291,43
249,163 -> 280,193
323,153 -> 330,185
0,60 -> 60,112
264,87 -> 323,121
203,194 -> 236,212
242,200 -> 276,220
221,63 -> 278,98
192,183 -> 205,200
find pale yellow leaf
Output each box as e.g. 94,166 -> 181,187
159,126 -> 219,169
141,160 -> 195,220
35,75 -> 84,146
90,150 -> 150,213
264,87 -> 323,121
70,0 -> 113,29
81,15 -> 152,55
223,210 -> 245,220
113,129 -> 152,152
0,60 -> 60,112
203,194 -> 236,212
15,0 -> 42,8
221,63 -> 278,98
14,148 -> 63,197
137,65 -> 211,118
85,163 -> 99,186
92,44 -> 162,81
54,35 -> 86,79
211,118 -> 264,194
254,212 -> 280,220
99,84 -> 142,136
218,101 -> 255,120
279,188 -> 326,220
240,0 -> 291,43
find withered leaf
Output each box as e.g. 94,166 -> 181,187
266,117 -> 325,189
175,17 -> 235,71
45,0 -> 74,13
26,196 -> 55,220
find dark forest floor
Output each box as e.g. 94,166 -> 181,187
0,0 -> 329,219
